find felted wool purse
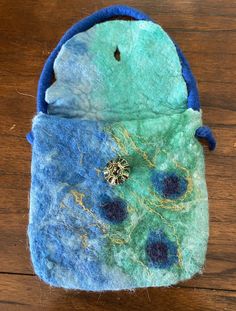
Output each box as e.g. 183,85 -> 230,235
27,5 -> 216,291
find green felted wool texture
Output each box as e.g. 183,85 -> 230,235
103,109 -> 208,287
46,21 -> 188,119
30,20 -> 209,290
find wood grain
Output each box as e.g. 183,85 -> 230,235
0,0 -> 235,310
1,274 -> 236,311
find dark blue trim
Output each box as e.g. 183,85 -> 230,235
175,44 -> 200,111
26,131 -> 34,144
195,126 -> 216,151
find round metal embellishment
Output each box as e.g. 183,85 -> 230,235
104,157 -> 130,185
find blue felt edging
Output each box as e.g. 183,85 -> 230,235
175,44 -> 200,112
195,126 -> 216,151
28,4 -> 215,150
26,131 -> 34,144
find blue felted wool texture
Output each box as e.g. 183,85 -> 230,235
29,109 -> 208,291
29,114 -> 126,290
28,7 -> 215,291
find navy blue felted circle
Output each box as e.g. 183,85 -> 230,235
151,171 -> 188,200
146,241 -> 168,263
100,198 -> 128,224
146,230 -> 178,269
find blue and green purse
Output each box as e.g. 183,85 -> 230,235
27,5 -> 216,291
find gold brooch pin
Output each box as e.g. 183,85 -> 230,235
104,157 -> 130,185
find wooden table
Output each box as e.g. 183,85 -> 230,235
0,1 -> 235,310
